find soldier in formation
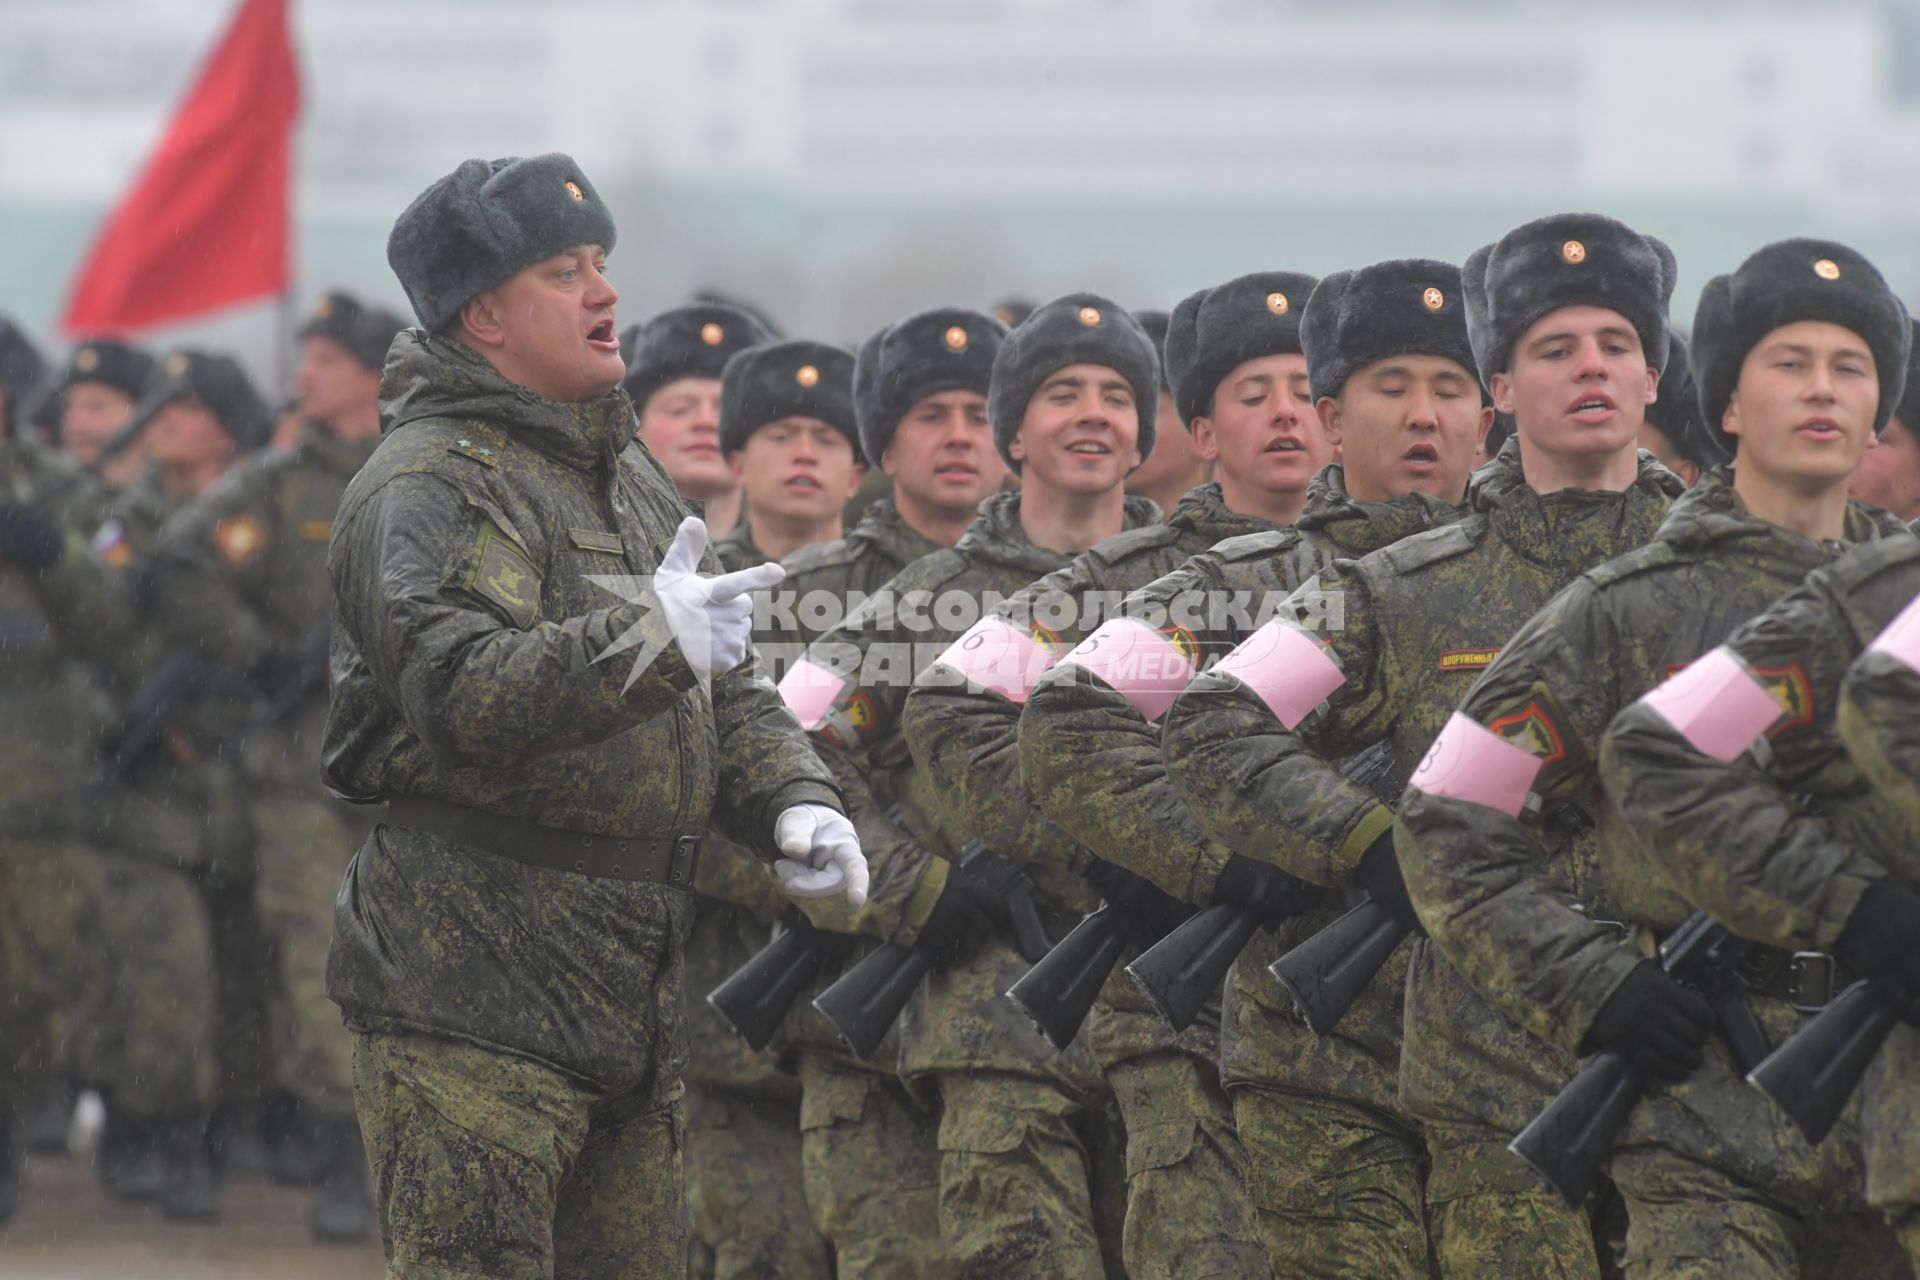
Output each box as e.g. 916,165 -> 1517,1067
4,174 -> 1920,1280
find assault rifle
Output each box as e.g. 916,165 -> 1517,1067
1747,978 -> 1899,1144
1509,912 -> 1771,1208
812,838 -> 1051,1059
1129,738 -> 1400,1032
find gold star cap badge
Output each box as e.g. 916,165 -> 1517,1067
1561,240 -> 1587,264
1422,287 -> 1445,311
1814,258 -> 1841,280
944,325 -> 969,351
74,347 -> 99,372
1266,292 -> 1290,315
166,353 -> 190,376
795,364 -> 820,387
700,322 -> 724,346
565,180 -> 584,202
1078,306 -> 1102,327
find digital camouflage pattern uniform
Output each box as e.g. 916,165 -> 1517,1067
148,419 -> 381,1140
901,480 -> 1272,1280
28,462 -> 230,1158
1395,469 -> 1910,1277
796,488 -> 1159,1279
1163,441 -> 1683,1278
0,437 -> 110,1184
322,331 -> 842,1280
1600,531 -> 1920,1268
677,520 -> 830,1280
764,496 -> 952,1280
1836,544 -> 1920,833
1022,462 -> 1461,1278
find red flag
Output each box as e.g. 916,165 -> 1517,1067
61,0 -> 299,335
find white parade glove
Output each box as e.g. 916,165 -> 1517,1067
773,803 -> 869,906
653,517 -> 785,679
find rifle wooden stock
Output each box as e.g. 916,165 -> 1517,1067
1006,906 -> 1130,1051
1508,1051 -> 1643,1209
1269,897 -> 1410,1035
1747,979 -> 1898,1144
812,941 -> 937,1060
1126,903 -> 1260,1032
706,924 -> 829,1051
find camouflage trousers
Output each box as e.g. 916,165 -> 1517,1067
932,1069 -> 1129,1280
256,790 -> 369,1119
1103,1047 -> 1266,1279
72,855 -> 218,1116
1231,1083 -> 1431,1278
0,838 -> 96,1106
352,1029 -> 689,1280
684,1081 -> 827,1280
795,1050 -> 951,1279
1862,1023 -> 1920,1271
1425,1128 -> 1601,1279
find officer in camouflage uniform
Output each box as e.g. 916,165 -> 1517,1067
1162,214 -> 1684,1278
1600,534 -> 1920,1269
786,294 -> 1162,1278
1633,335 -> 1725,488
622,305 -> 775,542
144,303 -> 402,1240
323,153 -> 865,1280
755,307 -> 1007,1280
684,338 -> 862,1280
1396,238 -> 1915,1277
902,269 -> 1348,1279
1019,258 -> 1488,1278
27,351 -> 274,1218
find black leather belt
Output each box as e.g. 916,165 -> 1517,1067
383,795 -> 702,889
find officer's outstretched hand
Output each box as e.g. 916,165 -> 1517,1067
654,517 -> 785,679
774,803 -> 869,906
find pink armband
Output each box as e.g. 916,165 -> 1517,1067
934,617 -> 1053,704
1408,712 -> 1544,818
1638,647 -> 1782,763
778,658 -> 848,730
1059,617 -> 1197,723
1867,594 -> 1920,673
1211,621 -> 1346,729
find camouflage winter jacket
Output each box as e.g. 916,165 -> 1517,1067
1396,467 -> 1908,1059
1837,532 -> 1920,833
322,330 -> 839,1089
1601,530 -> 1920,951
1162,439 -> 1682,1136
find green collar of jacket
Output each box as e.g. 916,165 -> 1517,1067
378,331 -> 634,476
1298,462 -> 1462,557
1474,436 -> 1685,574
1656,463 -> 1909,564
953,488 -> 1162,578
1165,481 -> 1277,546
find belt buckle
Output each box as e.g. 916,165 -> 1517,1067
668,835 -> 702,889
1787,951 -> 1835,1012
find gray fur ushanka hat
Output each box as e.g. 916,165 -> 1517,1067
1691,238 -> 1910,440
1165,271 -> 1317,428
719,340 -> 860,459
1462,212 -> 1676,379
1299,260 -> 1478,401
387,153 -> 617,332
987,292 -> 1159,471
853,308 -> 1005,465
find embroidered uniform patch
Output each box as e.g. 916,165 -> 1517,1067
469,529 -> 539,630
1437,648 -> 1501,673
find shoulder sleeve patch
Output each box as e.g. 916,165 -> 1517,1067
467,526 -> 541,630
213,513 -> 268,566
